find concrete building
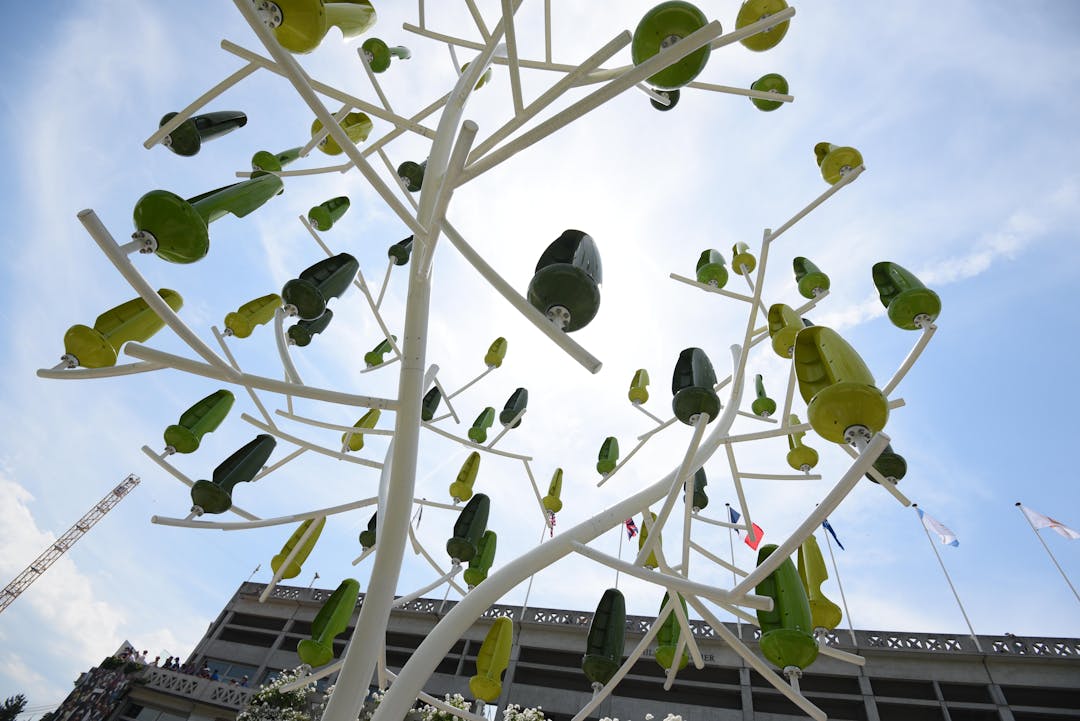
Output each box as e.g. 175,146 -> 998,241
98,581 -> 1080,721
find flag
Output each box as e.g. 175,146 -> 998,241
625,518 -> 638,539
917,508 -> 959,547
822,518 -> 845,550
727,506 -> 764,550
1020,505 -> 1080,540
548,511 -> 556,537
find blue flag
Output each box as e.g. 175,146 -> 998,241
728,506 -> 740,525
821,518 -> 845,550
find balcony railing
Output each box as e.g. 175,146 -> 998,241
138,666 -> 255,710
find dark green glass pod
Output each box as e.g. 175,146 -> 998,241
527,230 -> 602,333
751,374 -> 777,417
308,196 -> 351,231
814,142 -> 863,185
449,451 -> 481,503
793,257 -> 830,299
421,386 -> 443,422
500,388 -> 528,427
397,159 -> 427,192
671,348 -> 720,425
224,293 -> 281,339
447,493 -> 490,563
485,337 -> 508,368
464,530 -> 497,587
650,88 -> 680,111
359,511 -> 378,549
159,110 -> 247,157
736,0 -> 791,52
794,326 -> 888,444
132,170 -> 284,264
288,308 -> 334,347
282,253 -> 359,320
866,443 -> 907,483
872,261 -> 941,330
755,544 -> 818,669
597,437 -> 620,475
468,407 -> 496,444
750,73 -> 788,111
655,592 -> 689,671
388,235 -> 414,266
297,578 -> 361,667
685,467 -> 708,511
767,303 -> 803,358
364,335 -> 397,367
582,588 -> 627,686
695,249 -> 728,287
631,2 -> 711,90
251,146 -> 302,174
190,434 -> 276,514
63,289 -> 183,369
164,389 -> 235,454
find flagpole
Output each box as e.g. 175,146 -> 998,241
725,503 -> 742,639
820,527 -> 857,646
912,504 -> 983,653
1016,502 -> 1080,603
615,523 -> 624,589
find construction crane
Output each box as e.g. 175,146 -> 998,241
0,473 -> 140,613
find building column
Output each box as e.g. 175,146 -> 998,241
857,668 -> 880,721
738,667 -> 753,721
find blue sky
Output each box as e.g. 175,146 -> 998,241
1,0 -> 1079,711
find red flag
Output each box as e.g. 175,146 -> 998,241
744,522 -> 765,550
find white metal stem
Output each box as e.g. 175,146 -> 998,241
447,365 -> 494,400
636,415 -> 678,441
767,166 -> 865,244
726,516 -> 742,638
1017,503 -> 1080,602
635,412 -> 710,567
731,433 -> 890,597
36,361 -> 166,380
500,0 -> 524,114
596,435 -> 652,488
882,322 -> 938,396
462,0 -> 490,40
487,409 -> 525,448
351,546 -> 376,566
689,540 -> 747,577
685,79 -> 794,104
273,309 -> 303,384
422,422 -> 533,461
78,210 -> 237,376
152,496 -> 377,531
143,61 -> 259,149
665,586 -> 705,669
668,273 -> 756,303
735,410 -> 777,424
275,410 -> 395,437
840,443 -> 911,506
631,402 -> 665,425
914,506 -> 984,652
212,326 -> 276,427
125,343 -> 395,409
392,564 -> 461,607
241,414 -> 383,470
816,640 -> 865,666
375,258 -> 394,311
357,49 -> 394,113
725,444 -> 756,540
739,471 -> 822,481
301,104 -> 353,157
254,447 -> 306,482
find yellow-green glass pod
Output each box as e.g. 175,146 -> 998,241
630,2 -> 711,90
786,414 -> 819,472
750,73 -> 788,111
638,512 -> 661,569
361,37 -> 411,73
271,517 -> 326,580
752,374 -> 777,417
296,578 -> 361,667
342,408 -> 380,452
271,0 -> 376,54
731,242 -> 756,275
364,335 -> 396,367
464,530 -> 497,588
695,249 -> 728,287
543,469 -> 564,514
767,303 -> 803,358
468,407 -> 496,444
797,535 -> 842,631
311,112 -> 372,155
655,592 -> 690,671
814,142 -> 863,185
872,261 -> 941,330
164,389 -> 235,454
485,337 -> 508,368
794,326 -> 888,444
597,437 -> 620,475
755,544 -> 818,670
736,0 -> 790,52
793,257 -> 830,299
629,369 -> 650,405
470,616 -> 513,701
225,293 -> 281,338
449,452 -> 481,503
63,289 -> 183,368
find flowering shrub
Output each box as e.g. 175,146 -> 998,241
418,693 -> 471,721
238,666 -> 315,721
503,704 -> 546,721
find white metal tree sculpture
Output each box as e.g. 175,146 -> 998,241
37,3 -> 944,721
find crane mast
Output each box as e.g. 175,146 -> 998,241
0,473 -> 140,613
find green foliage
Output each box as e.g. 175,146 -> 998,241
238,667 -> 315,721
100,656 -> 124,670
0,694 -> 28,721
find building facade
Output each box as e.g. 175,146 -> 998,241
71,581 -> 1080,721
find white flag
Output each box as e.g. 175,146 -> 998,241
917,508 -> 958,546
1021,505 -> 1080,540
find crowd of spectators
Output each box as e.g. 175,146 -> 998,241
115,646 -> 250,687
